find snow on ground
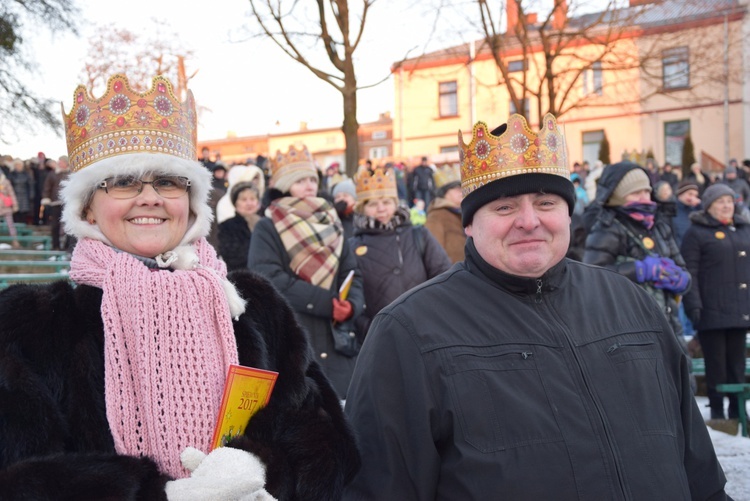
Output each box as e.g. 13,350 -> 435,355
695,396 -> 750,501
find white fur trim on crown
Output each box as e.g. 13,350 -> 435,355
61,152 -> 213,246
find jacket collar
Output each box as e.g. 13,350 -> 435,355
464,238 -> 567,296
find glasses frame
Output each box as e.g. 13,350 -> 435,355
97,176 -> 192,199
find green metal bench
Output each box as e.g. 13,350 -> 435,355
0,235 -> 52,250
715,383 -> 750,437
0,249 -> 69,260
0,260 -> 70,272
0,272 -> 70,288
0,224 -> 33,236
692,358 -> 750,377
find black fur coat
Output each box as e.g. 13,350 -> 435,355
0,270 -> 360,500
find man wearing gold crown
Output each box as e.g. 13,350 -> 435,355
0,75 -> 359,500
344,114 -> 730,500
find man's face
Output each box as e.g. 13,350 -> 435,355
465,192 -> 571,278
678,188 -> 700,207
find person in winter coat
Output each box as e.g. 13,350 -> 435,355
344,113 -> 729,500
681,183 -> 750,433
217,182 -> 261,272
0,172 -> 19,247
0,74 -> 359,501
332,178 -> 357,240
425,168 -> 465,263
583,162 -> 691,341
7,159 -> 35,224
247,144 -> 365,399
673,180 -> 702,247
41,155 -> 71,250
349,168 -> 450,343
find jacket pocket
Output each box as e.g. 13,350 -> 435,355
445,346 -> 562,453
606,339 -> 675,436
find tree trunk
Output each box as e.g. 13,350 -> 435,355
342,82 -> 360,178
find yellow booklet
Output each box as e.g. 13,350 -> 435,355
339,269 -> 355,301
211,364 -> 278,450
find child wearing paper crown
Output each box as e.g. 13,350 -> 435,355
0,74 -> 358,500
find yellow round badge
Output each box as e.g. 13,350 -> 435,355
715,231 -> 726,240
355,245 -> 368,256
642,237 -> 655,250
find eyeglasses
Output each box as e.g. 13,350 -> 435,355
97,176 -> 191,199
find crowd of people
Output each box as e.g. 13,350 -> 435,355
0,72 -> 746,499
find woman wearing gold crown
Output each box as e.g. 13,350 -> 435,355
349,168 -> 450,343
0,75 -> 359,500
247,146 -> 364,399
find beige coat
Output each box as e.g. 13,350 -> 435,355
425,197 -> 465,263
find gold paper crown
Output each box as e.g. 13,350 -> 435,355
269,144 -> 316,184
355,168 -> 397,200
62,74 -> 197,172
459,113 -> 568,196
434,164 -> 461,188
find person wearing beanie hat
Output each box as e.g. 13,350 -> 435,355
332,178 -> 357,240
673,180 -> 701,247
584,162 -> 691,345
0,74 -> 359,500
348,168 -> 450,345
248,144 -> 365,400
344,114 -> 728,500
425,164 -> 465,263
720,164 -> 750,212
681,177 -> 750,433
217,182 -> 261,272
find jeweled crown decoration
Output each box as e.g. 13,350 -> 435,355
62,74 -> 197,172
459,113 -> 569,197
269,144 -> 316,184
355,168 -> 397,201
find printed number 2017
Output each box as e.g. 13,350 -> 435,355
238,398 -> 258,411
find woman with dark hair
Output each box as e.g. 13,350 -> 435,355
217,181 -> 261,271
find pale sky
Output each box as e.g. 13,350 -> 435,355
4,0 -> 460,159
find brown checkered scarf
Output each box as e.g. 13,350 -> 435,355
268,197 -> 343,290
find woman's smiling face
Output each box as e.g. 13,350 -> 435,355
85,174 -> 191,258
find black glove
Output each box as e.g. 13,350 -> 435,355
687,308 -> 701,326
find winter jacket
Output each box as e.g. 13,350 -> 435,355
0,271 -> 359,500
424,198 -> 465,263
681,210 -> 750,331
349,217 -> 450,342
344,239 -> 728,500
0,176 -> 18,217
411,165 -> 435,193
41,169 -> 69,206
217,214 -> 259,272
673,200 -> 701,247
7,169 -> 34,214
720,178 -> 750,208
248,217 -> 365,399
583,162 -> 688,337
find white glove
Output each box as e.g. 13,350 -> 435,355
40,198 -> 51,206
165,447 -> 276,501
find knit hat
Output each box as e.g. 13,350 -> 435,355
459,114 -> 575,226
676,180 -> 699,196
725,165 -> 737,175
269,144 -> 318,194
60,74 -> 212,247
701,183 -> 736,210
332,178 -> 357,200
607,168 -> 651,207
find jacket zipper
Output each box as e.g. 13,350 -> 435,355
534,283 -> 629,499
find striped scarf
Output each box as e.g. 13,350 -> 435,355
268,197 -> 343,290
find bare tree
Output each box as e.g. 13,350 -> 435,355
0,0 -> 79,144
246,0 -> 377,177
454,0 -> 745,125
80,22 -> 197,100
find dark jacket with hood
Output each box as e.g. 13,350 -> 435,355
344,239 -> 728,500
0,271 -> 359,501
583,162 -> 688,338
349,207 -> 451,342
681,210 -> 750,331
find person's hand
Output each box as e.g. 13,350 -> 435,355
332,298 -> 353,323
653,259 -> 690,294
688,308 -> 701,326
165,447 -> 276,501
634,255 -> 664,283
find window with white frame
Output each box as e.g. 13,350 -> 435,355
582,130 -> 604,167
582,62 -> 603,96
662,47 -> 689,90
372,130 -> 387,140
439,81 -> 458,117
664,120 -> 689,166
369,146 -> 389,159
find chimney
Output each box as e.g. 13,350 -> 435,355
299,121 -> 308,131
552,0 -> 567,30
506,0 -> 519,33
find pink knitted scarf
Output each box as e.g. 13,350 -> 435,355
69,237 -> 239,479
